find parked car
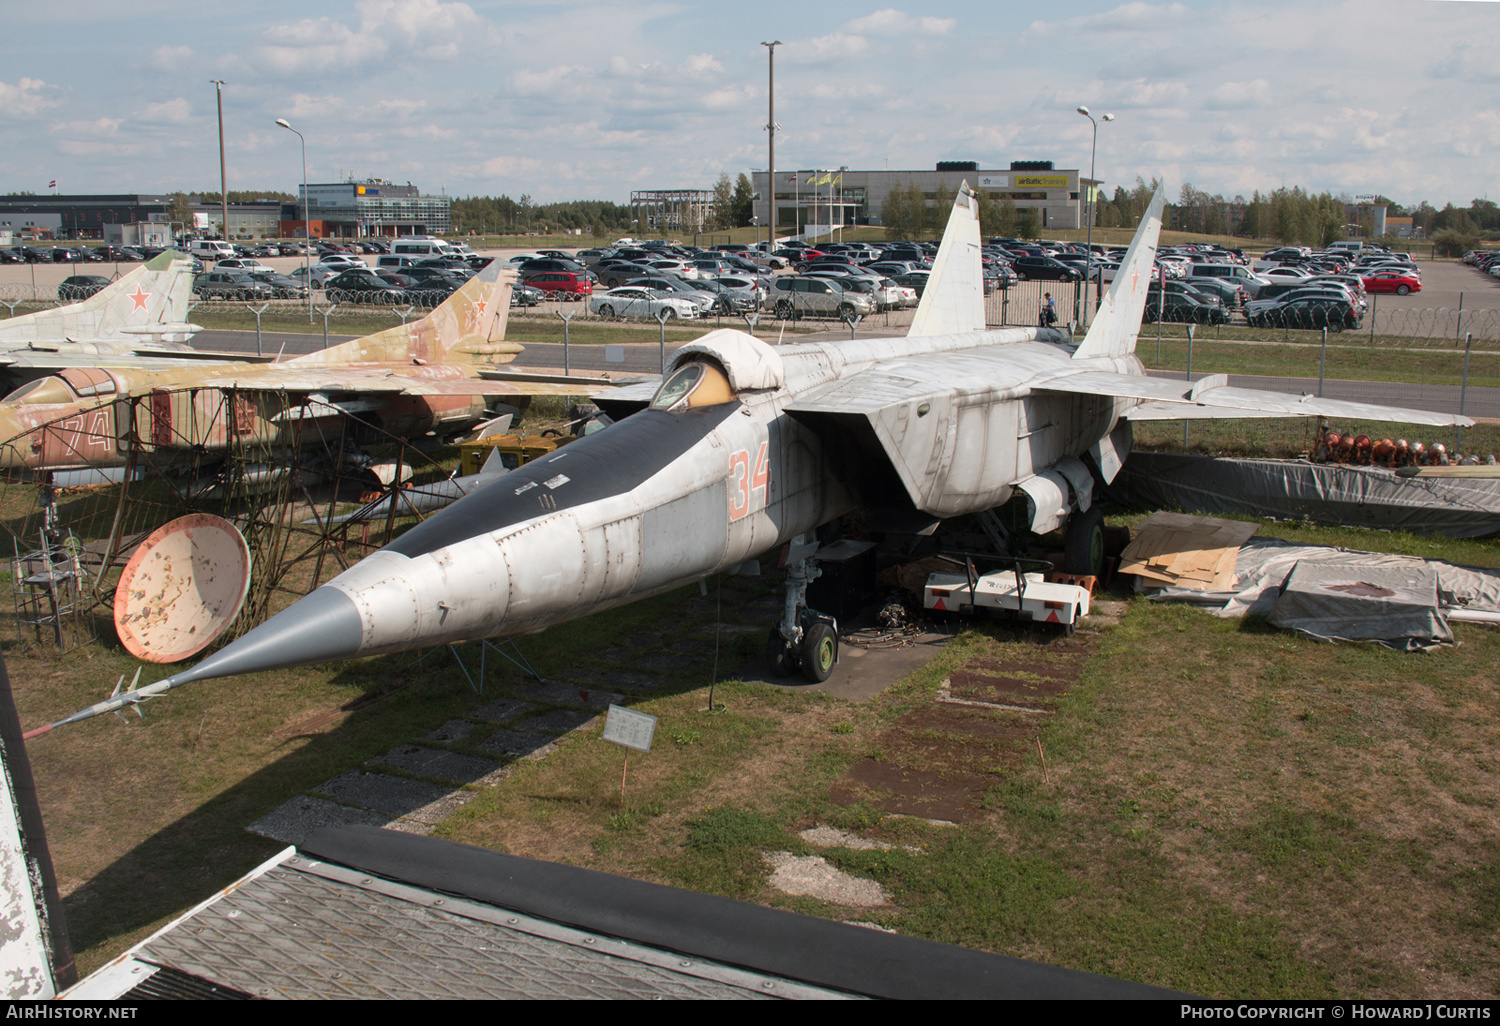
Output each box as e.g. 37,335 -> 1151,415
1359,270 -> 1422,295
325,269 -> 408,304
1245,296 -> 1361,331
192,271 -> 277,301
521,271 -> 593,299
57,275 -> 112,301
764,276 -> 875,320
1012,256 -> 1082,282
1143,287 -> 1230,325
589,287 -> 700,321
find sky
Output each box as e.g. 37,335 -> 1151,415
2,0 -> 1495,210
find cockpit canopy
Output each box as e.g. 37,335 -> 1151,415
650,359 -> 735,411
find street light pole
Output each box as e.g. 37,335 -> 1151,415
762,40 -> 781,246
1076,106 -> 1114,321
275,118 -> 312,322
211,81 -> 229,247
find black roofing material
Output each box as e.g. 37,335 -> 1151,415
302,825 -> 1182,1000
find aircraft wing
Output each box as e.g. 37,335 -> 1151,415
1031,369 -> 1473,427
186,366 -> 613,397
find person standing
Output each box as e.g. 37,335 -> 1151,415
1040,292 -> 1057,326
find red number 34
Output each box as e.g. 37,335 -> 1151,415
729,441 -> 769,521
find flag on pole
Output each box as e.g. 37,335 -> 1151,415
48,180 -> 56,189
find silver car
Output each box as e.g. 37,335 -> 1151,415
764,276 -> 876,320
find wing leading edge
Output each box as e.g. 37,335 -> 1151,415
1032,369 -> 1473,428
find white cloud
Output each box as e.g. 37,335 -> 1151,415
1204,79 -> 1273,110
783,32 -> 870,64
845,9 -> 955,36
1027,2 -> 1188,38
0,78 -> 62,117
148,45 -> 196,72
251,0 -> 501,76
137,98 -> 193,124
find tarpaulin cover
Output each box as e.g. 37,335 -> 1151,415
1144,537 -> 1500,648
1110,453 -> 1500,539
1266,562 -> 1452,651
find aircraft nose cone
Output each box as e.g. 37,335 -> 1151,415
170,585 -> 366,685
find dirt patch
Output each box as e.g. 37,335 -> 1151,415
947,670 -> 1072,709
831,637 -> 1094,822
832,760 -> 996,823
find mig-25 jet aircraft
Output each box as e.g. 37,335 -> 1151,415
25,184 -> 1472,736
0,263 -> 609,473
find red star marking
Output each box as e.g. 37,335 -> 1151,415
475,298 -> 488,320
127,286 -> 151,312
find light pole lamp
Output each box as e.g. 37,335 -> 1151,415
275,118 -> 313,322
211,80 -> 228,245
1076,106 -> 1114,317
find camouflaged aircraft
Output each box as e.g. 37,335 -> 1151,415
26,184 -> 1475,735
0,250 -> 220,389
0,264 -> 609,472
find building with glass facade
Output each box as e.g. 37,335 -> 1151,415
297,180 -> 451,237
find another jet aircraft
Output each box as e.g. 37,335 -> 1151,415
24,185 -> 1473,736
0,264 -> 609,472
0,251 -> 220,388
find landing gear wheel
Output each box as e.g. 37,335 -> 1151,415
766,628 -> 796,678
800,622 -> 837,683
1063,506 -> 1106,577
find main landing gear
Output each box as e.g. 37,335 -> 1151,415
765,537 -> 839,684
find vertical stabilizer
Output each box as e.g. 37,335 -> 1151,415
288,265 -> 520,368
1072,187 -> 1165,361
0,250 -> 197,345
907,183 -> 986,338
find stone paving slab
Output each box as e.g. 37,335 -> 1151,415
368,745 -> 508,786
314,771 -> 457,819
477,729 -> 559,759
247,796 -> 388,846
386,790 -> 477,830
424,719 -> 478,743
473,699 -> 538,723
514,709 -> 598,735
597,670 -> 664,692
514,680 -> 624,710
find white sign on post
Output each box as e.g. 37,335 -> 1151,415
603,705 -> 656,753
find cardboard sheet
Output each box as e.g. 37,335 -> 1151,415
1118,511 -> 1259,591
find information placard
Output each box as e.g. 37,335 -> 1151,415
602,704 -> 656,753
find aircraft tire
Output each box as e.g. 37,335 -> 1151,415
766,628 -> 796,677
800,622 -> 837,683
1063,506 -> 1106,577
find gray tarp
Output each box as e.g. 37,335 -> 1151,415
1110,453 -> 1500,539
1266,562 -> 1452,651
1144,537 -> 1500,649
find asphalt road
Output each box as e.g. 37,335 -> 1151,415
190,326 -> 1500,422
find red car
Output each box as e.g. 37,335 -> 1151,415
1360,270 -> 1421,295
521,270 -> 593,299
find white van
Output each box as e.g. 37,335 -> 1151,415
376,255 -> 419,271
189,240 -> 235,261
391,237 -> 453,258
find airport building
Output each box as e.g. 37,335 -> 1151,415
291,180 -> 451,238
750,162 -> 1092,235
